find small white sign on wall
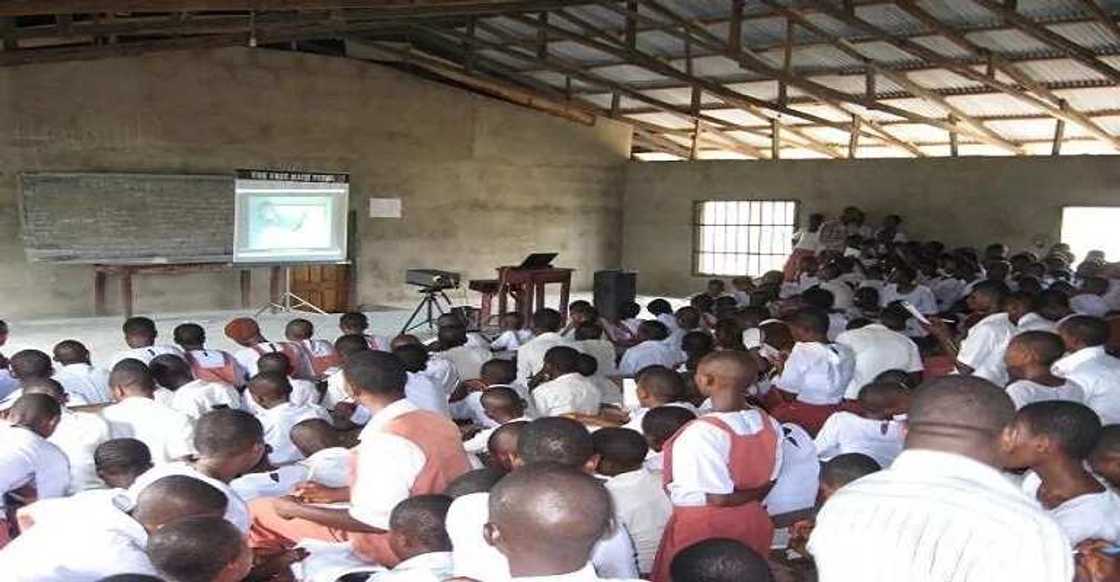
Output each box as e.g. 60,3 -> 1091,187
369,197 -> 402,218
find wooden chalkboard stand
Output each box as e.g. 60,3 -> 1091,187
93,263 -> 256,317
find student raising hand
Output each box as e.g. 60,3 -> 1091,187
1077,540 -> 1120,582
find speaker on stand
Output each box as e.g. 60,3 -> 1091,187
593,270 -> 637,322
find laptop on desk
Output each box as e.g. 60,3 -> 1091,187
517,252 -> 558,269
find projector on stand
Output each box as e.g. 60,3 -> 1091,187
406,269 -> 461,291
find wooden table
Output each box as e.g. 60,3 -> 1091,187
496,266 -> 574,322
93,263 -> 255,317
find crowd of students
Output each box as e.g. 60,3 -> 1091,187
2,205 -> 1120,581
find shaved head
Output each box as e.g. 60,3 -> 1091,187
290,418 -> 340,458
133,475 -> 228,532
148,515 -> 247,582
7,394 -> 62,434
906,376 -> 1015,464
697,351 -> 758,384
19,377 -> 67,403
10,349 -> 53,380
248,371 -> 292,405
52,340 -> 90,365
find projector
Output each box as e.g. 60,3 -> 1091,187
406,269 -> 461,290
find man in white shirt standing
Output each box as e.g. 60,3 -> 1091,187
100,359 -> 196,464
516,308 -> 571,386
108,316 -> 184,369
531,346 -> 602,418
808,376 -> 1074,582
1054,315 -> 1120,424
0,394 -> 69,547
149,353 -> 243,420
835,306 -> 923,400
51,340 -> 112,405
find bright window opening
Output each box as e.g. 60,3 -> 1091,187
694,200 -> 798,277
1061,206 -> 1120,264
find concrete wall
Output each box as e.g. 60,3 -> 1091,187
0,47 -> 631,318
624,156 -> 1120,296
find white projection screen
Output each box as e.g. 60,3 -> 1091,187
233,170 -> 349,263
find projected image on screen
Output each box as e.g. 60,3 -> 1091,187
233,173 -> 349,263
248,197 -> 332,250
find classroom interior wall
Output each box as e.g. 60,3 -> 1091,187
0,47 -> 632,318
623,156 -> 1120,297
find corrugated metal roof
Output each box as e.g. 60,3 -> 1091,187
965,28 -> 1052,55
853,4 -> 926,36
592,64 -> 669,84
626,112 -> 695,130
1054,86 -> 1120,112
944,92 -> 1046,117
1048,21 -> 1120,52
1013,58 -> 1108,84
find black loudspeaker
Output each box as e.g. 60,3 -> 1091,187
594,270 -> 638,321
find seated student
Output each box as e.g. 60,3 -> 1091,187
653,351 -> 783,582
392,344 -> 452,417
491,312 -> 533,352
880,266 -> 938,338
560,301 -> 596,339
531,346 -> 601,418
622,366 -> 698,432
817,262 -> 855,311
129,409 -> 263,533
730,276 -> 754,307
1072,277 -> 1112,318
285,318 -> 340,380
0,475 -> 228,581
485,463 -> 646,582
0,394 -> 69,546
769,308 -> 856,435
339,311 -> 389,351
450,358 -> 525,430
148,354 -> 242,421
802,287 -> 847,341
1089,425 -> 1120,490
516,308 -> 571,386
51,340 -> 112,405
835,304 -> 923,401
0,349 -> 57,409
345,495 -> 455,581
1054,316 -> 1120,424
248,352 -> 320,412
229,418 -> 348,503
109,316 -> 184,368
321,333 -> 373,412
394,334 -> 461,398
669,538 -> 773,582
603,301 -> 642,345
667,307 -> 703,355
814,382 -> 910,468
19,378 -> 111,494
784,255 -> 820,298
763,422 -> 820,517
787,453 -> 882,558
593,427 -> 673,575
577,353 -> 622,408
462,387 -> 530,455
641,405 -> 698,473
224,317 -> 305,383
100,359 -> 196,464
575,322 -> 619,379
858,264 -> 886,294
484,420 -> 528,474
847,286 -> 882,321
248,372 -> 330,465
148,515 -> 252,582
713,318 -> 747,352
928,280 -> 1017,386
1002,401 -> 1120,545
680,331 -> 715,376
1005,331 -> 1087,409
620,321 -> 683,377
435,324 -> 491,381
435,313 -> 491,351
173,323 -> 246,388
649,298 -> 680,335
248,351 -> 469,568
1006,292 -> 1050,335
445,468 -> 511,581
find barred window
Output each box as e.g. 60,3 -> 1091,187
694,200 -> 798,277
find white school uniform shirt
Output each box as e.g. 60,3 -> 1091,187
256,402 -> 332,464
820,279 -> 855,310
230,464 -> 311,502
1015,312 -> 1058,334
0,424 -> 70,509
577,338 -> 619,377
350,399 -> 429,530
929,276 -> 968,311
369,551 -> 455,582
16,487 -> 122,528
49,409 -> 112,493
233,342 -> 287,381
0,492 -> 158,581
764,423 -> 820,516
108,344 -> 184,369
532,372 -> 602,417
881,283 -> 938,337
656,313 -> 680,334
808,449 -> 1073,582
622,401 -> 699,433
957,312 -> 1016,386
1052,346 -> 1120,424
1005,379 -> 1087,410
1020,471 -> 1120,545
516,332 -> 571,385
0,368 -> 18,402
424,354 -> 462,396
604,468 -> 673,573
53,363 -> 112,405
439,344 -> 492,381
300,446 -> 352,488
667,409 -> 784,506
619,340 -> 683,377
835,324 -> 923,400
1071,293 -> 1111,317
777,342 -> 855,406
491,329 -> 533,352
168,379 -> 243,420
405,371 -> 452,417
814,411 -> 904,468
100,396 -> 196,463
245,377 -> 320,414
129,461 -> 249,532
322,368 -> 348,410
462,416 -> 531,454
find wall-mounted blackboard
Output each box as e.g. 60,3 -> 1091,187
19,172 -> 236,264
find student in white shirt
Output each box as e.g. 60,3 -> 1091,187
436,324 -> 492,382
818,262 -> 855,311
801,287 -> 849,342
284,318 -> 340,380
349,495 -> 456,582
394,344 -> 453,417
764,423 -> 820,517
516,308 -> 571,385
149,353 -> 242,420
320,333 -> 372,412
1054,316 -> 1120,424
1072,277 -> 1112,317
20,378 -> 111,493
486,462 -> 645,582
771,308 -> 856,435
1002,400 -> 1120,546
0,394 -> 69,544
668,538 -> 773,582
148,515 -> 253,582
224,316 -> 305,383
531,346 -> 602,418
648,298 -> 680,337
1006,292 -> 1056,335
490,313 -> 533,352
880,265 -> 938,338
593,427 -> 673,575
619,321 -> 683,377
1004,331 -> 1087,409
230,418 -> 351,502
174,322 -> 247,388
574,322 -> 619,379
785,452 -> 883,559
108,316 -> 184,368
100,359 -> 197,464
463,387 -> 530,455
835,306 -> 923,400
621,365 -> 698,433
0,474 -> 228,581
814,382 -> 909,468
809,375 -> 1074,582
640,405 -> 698,474
51,340 -> 112,405
339,311 -> 391,352
928,280 -> 1017,386
1090,425 -> 1120,491
249,372 -> 331,465
245,351 -> 321,412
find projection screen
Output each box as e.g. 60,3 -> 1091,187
233,170 -> 349,263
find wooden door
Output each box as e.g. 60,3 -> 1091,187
289,264 -> 351,313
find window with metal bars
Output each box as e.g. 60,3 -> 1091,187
693,200 -> 799,277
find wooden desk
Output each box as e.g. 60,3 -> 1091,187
94,263 -> 254,317
496,266 -> 574,322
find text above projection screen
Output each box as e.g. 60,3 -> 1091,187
233,170 -> 349,264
